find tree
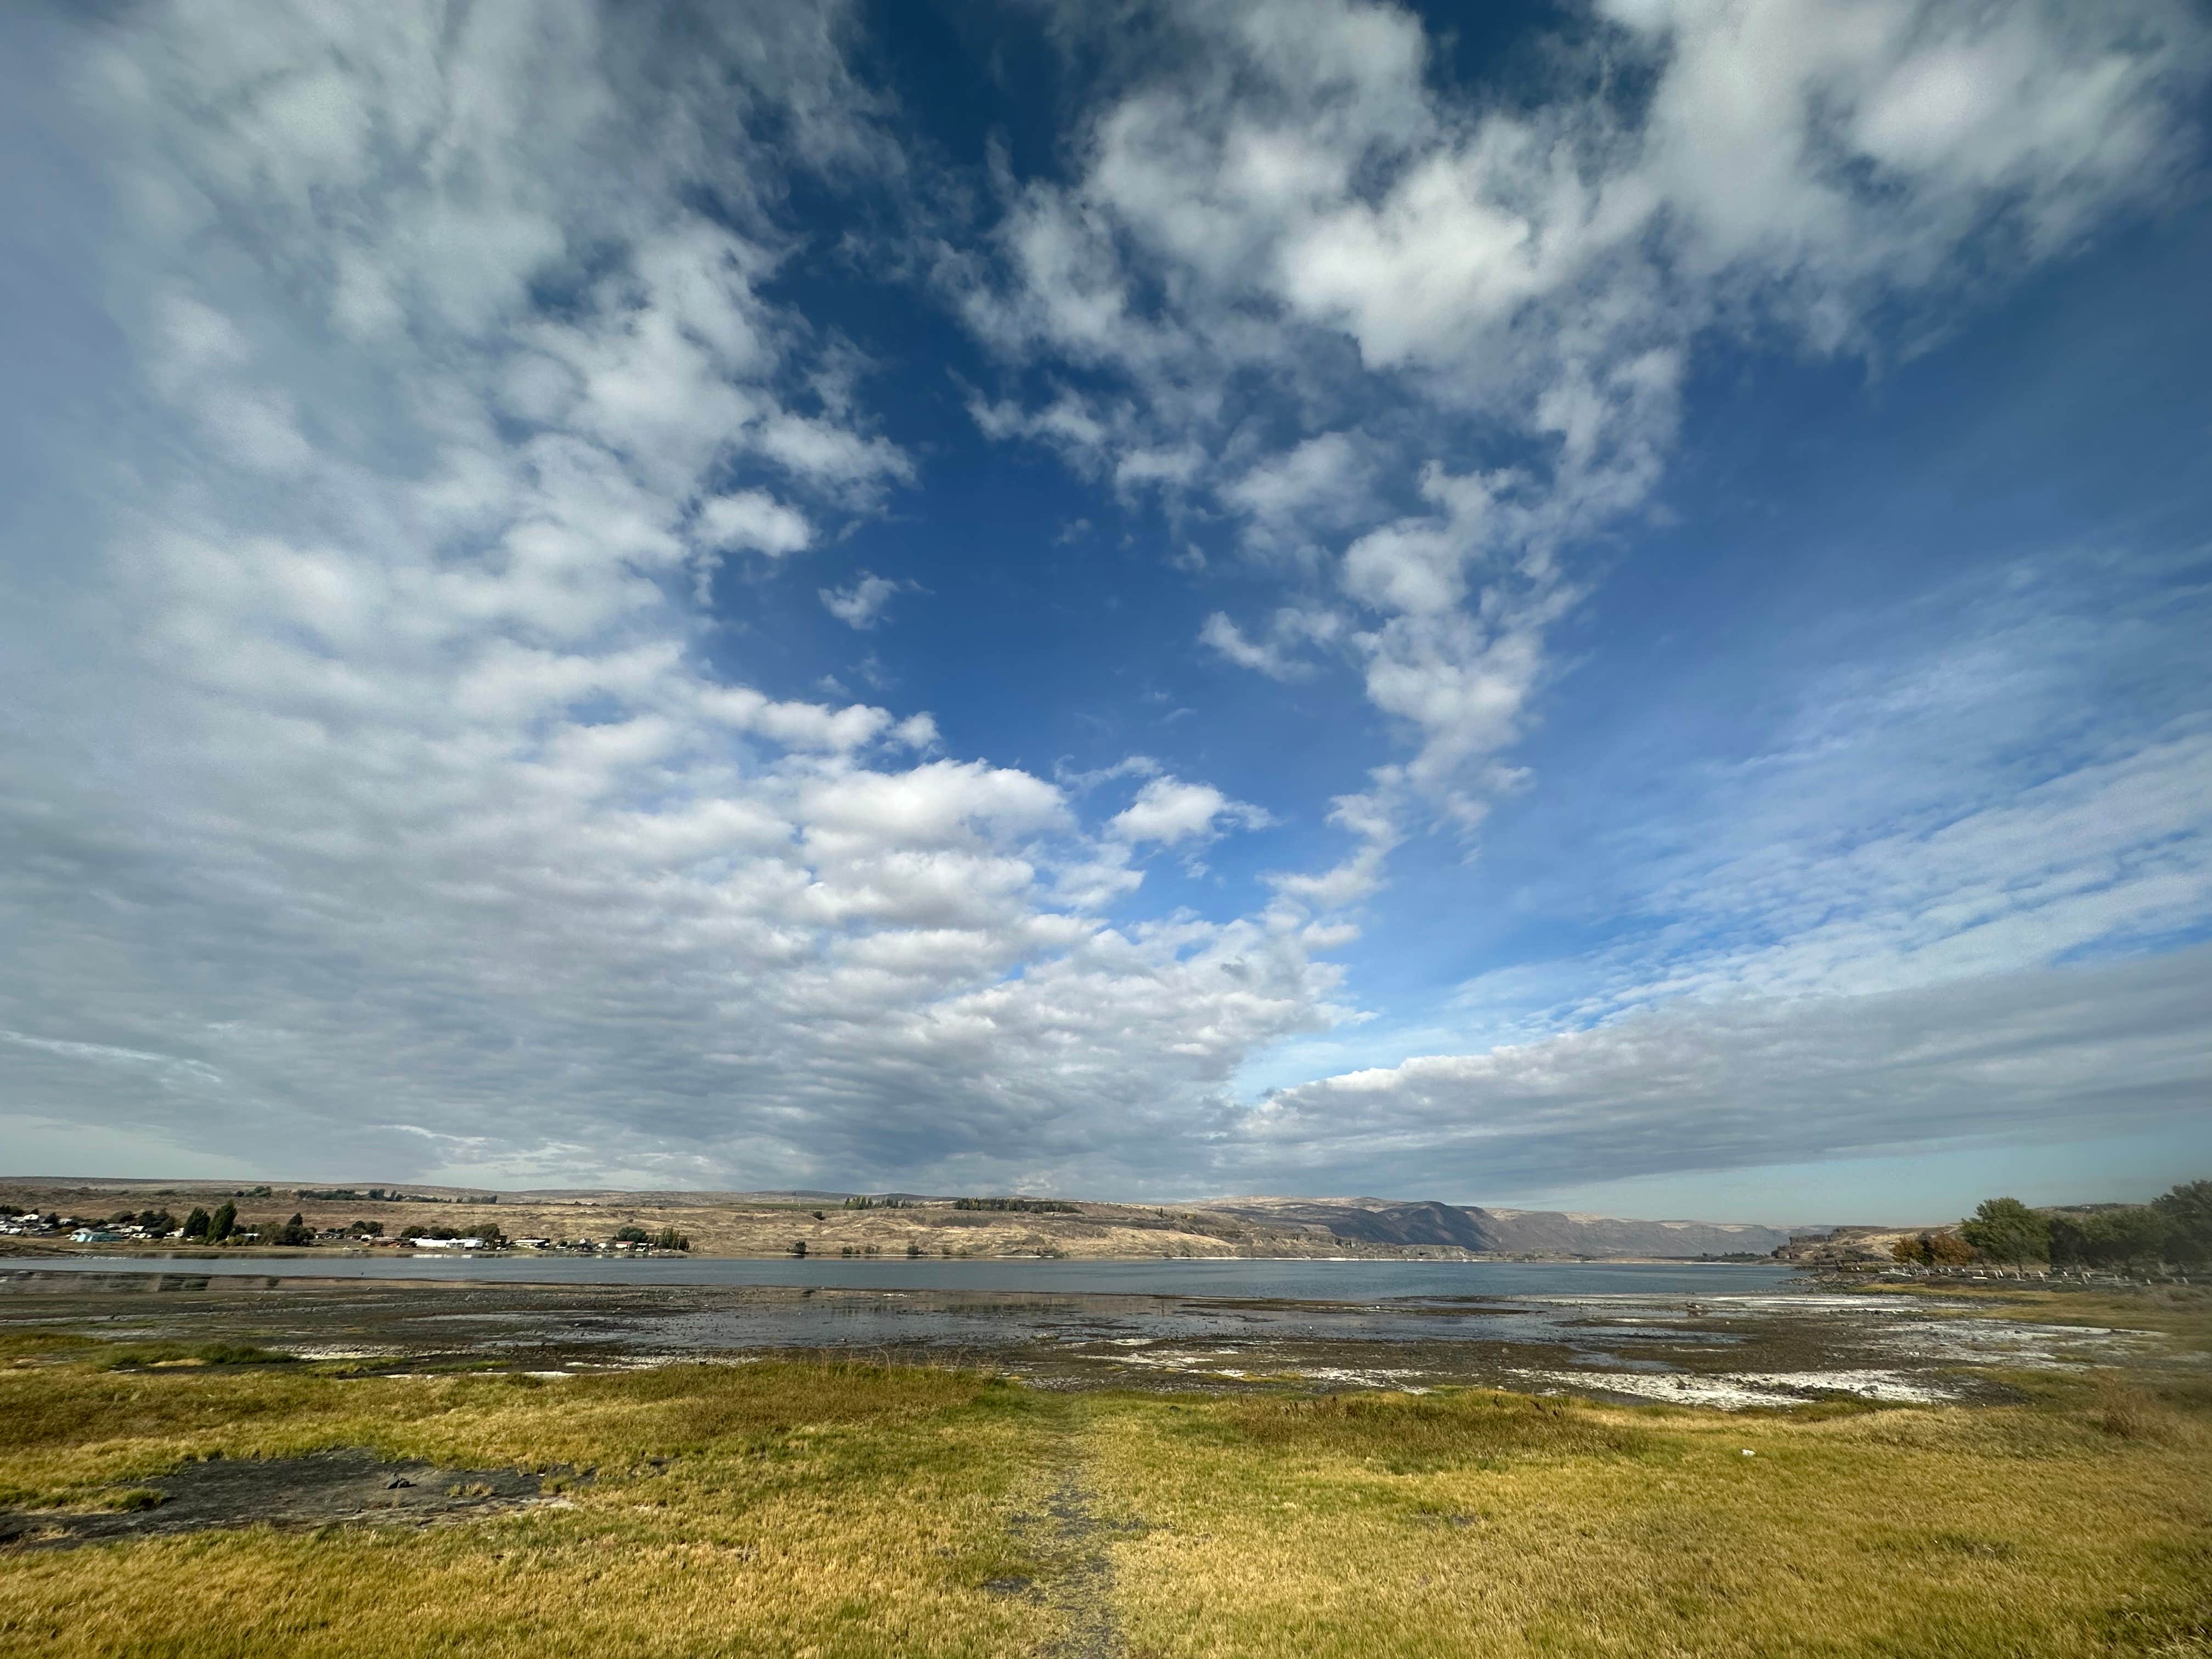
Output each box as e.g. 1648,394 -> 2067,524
348,1219 -> 383,1237
2103,1207 -> 2175,1269
653,1227 -> 690,1252
613,1225 -> 650,1244
2153,1180 -> 2212,1266
1926,1232 -> 1976,1266
209,1201 -> 237,1243
2048,1215 -> 2092,1267
789,1239 -> 807,1257
268,1213 -> 314,1246
137,1208 -> 176,1234
469,1222 -> 507,1248
181,1206 -> 212,1242
1959,1197 -> 2049,1266
1892,1231 -> 1973,1266
2051,1207 -> 2180,1271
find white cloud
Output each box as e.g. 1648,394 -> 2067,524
1299,550 -> 2212,1193
1544,560 -> 2212,1024
699,490 -> 814,556
819,572 -> 913,630
1247,947 -> 2212,1194
0,0 -> 1347,1192
1109,776 -> 1274,848
1198,607 -> 1343,681
958,0 -> 2208,868
1,0 -> 2203,1197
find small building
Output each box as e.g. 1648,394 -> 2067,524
69,1228 -> 123,1244
409,1235 -> 482,1250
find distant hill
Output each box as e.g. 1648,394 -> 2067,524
1203,1196 -> 1791,1258
4,1176 -> 1792,1260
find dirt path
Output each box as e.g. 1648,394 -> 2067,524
1012,1405 -> 1127,1659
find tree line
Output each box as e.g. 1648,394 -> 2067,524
1891,1180 -> 2209,1271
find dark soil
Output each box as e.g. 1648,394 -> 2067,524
1040,1462 -> 1126,1659
0,1448 -> 554,1550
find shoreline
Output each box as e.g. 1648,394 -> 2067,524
3,1260 -> 2187,1409
0,1240 -> 1790,1268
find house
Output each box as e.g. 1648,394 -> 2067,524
69,1228 -> 123,1244
409,1235 -> 482,1250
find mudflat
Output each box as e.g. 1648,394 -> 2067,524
0,1266 -> 2177,1404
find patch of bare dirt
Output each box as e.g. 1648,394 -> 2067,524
0,1448 -> 560,1549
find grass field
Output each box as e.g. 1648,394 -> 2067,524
1,1318 -> 2207,1658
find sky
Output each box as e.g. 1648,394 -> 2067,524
1,0 -> 2208,1224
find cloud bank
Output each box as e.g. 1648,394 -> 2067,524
0,1 -> 1334,1190
0,0 -> 2205,1198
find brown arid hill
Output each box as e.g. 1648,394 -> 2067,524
2,1178 -> 1791,1261
1204,1196 -> 1792,1257
0,1180 -> 1451,1261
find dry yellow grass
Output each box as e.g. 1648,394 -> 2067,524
1082,1381 -> 2212,1658
0,1355 -> 1062,1658
1,1338 -> 2207,1657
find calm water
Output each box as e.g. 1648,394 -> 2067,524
14,1254 -> 1801,1301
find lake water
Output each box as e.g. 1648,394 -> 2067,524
13,1254 -> 1801,1301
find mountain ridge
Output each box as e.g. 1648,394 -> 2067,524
1201,1195 -> 1792,1257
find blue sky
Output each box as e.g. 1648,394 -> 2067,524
1,0 -> 2207,1223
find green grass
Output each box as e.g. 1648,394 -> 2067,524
0,1342 -> 2206,1657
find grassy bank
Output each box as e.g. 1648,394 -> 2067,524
1,1334 -> 2206,1657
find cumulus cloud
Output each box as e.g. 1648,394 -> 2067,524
0,0 -> 1343,1191
1109,776 -> 1274,848
699,490 -> 814,557
0,0 -> 2203,1197
819,572 -> 917,630
958,0 -> 2209,859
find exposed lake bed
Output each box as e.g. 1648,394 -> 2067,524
0,1260 -> 2165,1409
4,1262 -> 2206,1657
